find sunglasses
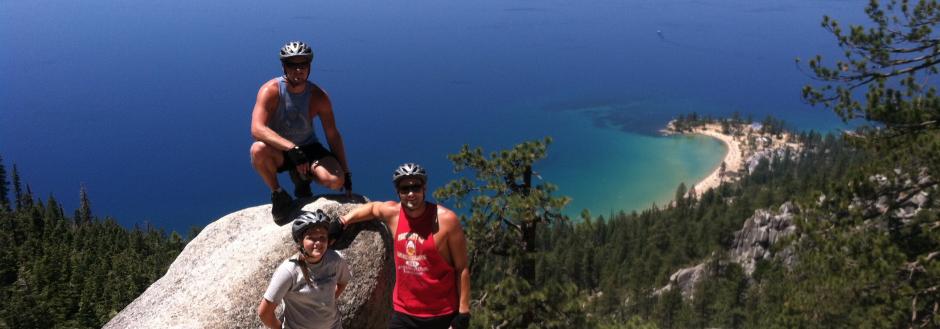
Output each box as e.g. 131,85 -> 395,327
397,184 -> 424,194
284,61 -> 310,70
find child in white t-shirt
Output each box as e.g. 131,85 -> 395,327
258,210 -> 351,329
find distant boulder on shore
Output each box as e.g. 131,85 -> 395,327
103,196 -> 393,329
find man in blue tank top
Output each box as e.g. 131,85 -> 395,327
250,41 -> 353,225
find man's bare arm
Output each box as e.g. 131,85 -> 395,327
445,211 -> 472,314
312,92 -> 350,173
250,80 -> 294,151
340,201 -> 397,227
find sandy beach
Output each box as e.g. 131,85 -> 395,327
667,121 -> 799,197
687,124 -> 742,197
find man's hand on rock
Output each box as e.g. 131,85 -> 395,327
328,218 -> 345,243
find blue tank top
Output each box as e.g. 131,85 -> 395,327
271,77 -> 319,145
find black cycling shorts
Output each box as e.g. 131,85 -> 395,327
277,142 -> 336,172
388,311 -> 455,329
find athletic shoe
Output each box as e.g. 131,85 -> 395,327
271,190 -> 294,225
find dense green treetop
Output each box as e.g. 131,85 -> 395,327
802,0 -> 940,135
0,157 -> 186,329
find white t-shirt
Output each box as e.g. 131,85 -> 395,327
263,250 -> 352,329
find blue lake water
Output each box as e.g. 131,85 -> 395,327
1,0 -> 864,233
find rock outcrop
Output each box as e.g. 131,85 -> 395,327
745,147 -> 797,174
104,196 -> 393,329
655,263 -> 709,299
658,168 -> 937,300
850,168 -> 936,222
729,202 -> 798,276
656,202 -> 798,299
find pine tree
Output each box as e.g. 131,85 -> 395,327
797,1 -> 940,326
801,0 -> 940,136
22,184 -> 34,208
11,165 -> 22,210
75,184 -> 93,225
435,138 -> 588,327
435,138 -> 569,277
0,155 -> 9,212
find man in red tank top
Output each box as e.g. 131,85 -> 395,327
340,163 -> 470,329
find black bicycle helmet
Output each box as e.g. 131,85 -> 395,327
392,163 -> 427,186
291,210 -> 331,243
279,41 -> 313,62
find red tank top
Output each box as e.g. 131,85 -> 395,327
392,203 -> 458,317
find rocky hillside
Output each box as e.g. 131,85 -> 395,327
655,202 -> 798,299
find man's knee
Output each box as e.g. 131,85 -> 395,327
310,165 -> 342,189
312,157 -> 344,189
321,172 -> 344,190
251,142 -> 274,159
250,142 -> 282,168
251,140 -> 271,152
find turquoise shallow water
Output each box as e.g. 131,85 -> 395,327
556,132 -> 726,216
519,109 -> 726,217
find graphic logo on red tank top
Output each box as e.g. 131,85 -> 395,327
396,232 -> 429,275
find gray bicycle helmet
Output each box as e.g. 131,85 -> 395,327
279,41 -> 313,62
291,210 -> 331,243
392,163 -> 427,186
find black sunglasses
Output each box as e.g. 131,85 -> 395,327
397,184 -> 424,194
284,61 -> 310,69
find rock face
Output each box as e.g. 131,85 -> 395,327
656,202 -> 798,299
655,263 -> 709,299
851,169 -> 935,222
658,169 -> 936,300
103,196 -> 393,329
729,202 -> 798,276
745,147 -> 797,174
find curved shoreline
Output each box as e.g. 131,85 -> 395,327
687,125 -> 742,196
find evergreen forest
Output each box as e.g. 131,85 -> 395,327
0,158 -> 189,328
438,123 -> 937,328
436,1 -> 940,327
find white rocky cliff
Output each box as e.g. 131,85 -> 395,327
104,196 -> 393,329
656,202 -> 798,299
